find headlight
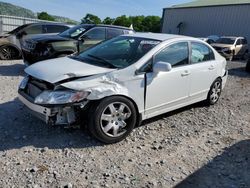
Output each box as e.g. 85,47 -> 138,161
19,76 -> 29,89
34,90 -> 90,105
222,47 -> 231,52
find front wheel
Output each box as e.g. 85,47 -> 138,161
206,78 -> 222,105
87,96 -> 137,144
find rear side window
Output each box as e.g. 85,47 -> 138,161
24,25 -> 43,34
45,25 -> 69,33
84,27 -> 106,40
107,28 -> 124,39
154,42 -> 189,67
191,42 -> 215,63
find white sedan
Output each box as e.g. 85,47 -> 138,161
18,33 -> 228,143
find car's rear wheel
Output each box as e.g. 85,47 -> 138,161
0,45 -> 19,60
88,96 -> 137,144
207,78 -> 222,105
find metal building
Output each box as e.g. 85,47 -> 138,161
0,15 -> 61,34
162,0 -> 250,44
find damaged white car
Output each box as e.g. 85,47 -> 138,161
18,33 -> 228,143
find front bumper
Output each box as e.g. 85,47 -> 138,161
22,48 -> 55,65
18,92 -> 80,125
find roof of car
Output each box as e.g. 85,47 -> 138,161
80,24 -> 133,30
123,32 -> 189,41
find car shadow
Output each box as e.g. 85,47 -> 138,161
0,98 -> 103,151
0,63 -> 25,76
228,67 -> 250,78
175,140 -> 250,188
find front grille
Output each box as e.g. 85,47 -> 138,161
24,77 -> 54,99
24,40 -> 36,50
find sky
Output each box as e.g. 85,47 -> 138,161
2,0 -> 191,21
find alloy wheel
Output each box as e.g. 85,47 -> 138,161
100,102 -> 132,138
210,81 -> 221,103
0,46 -> 16,60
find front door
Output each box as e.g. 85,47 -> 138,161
145,42 -> 191,117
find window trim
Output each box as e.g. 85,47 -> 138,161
190,41 -> 215,64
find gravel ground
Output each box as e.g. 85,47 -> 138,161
0,60 -> 249,188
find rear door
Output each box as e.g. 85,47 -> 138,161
189,42 -> 218,100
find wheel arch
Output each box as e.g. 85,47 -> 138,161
88,94 -> 142,127
0,43 -> 22,57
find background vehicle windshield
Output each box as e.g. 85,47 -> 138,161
59,25 -> 88,39
74,36 -> 160,69
216,37 -> 236,44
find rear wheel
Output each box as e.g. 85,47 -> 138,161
87,96 -> 137,144
206,78 -> 222,105
0,45 -> 20,60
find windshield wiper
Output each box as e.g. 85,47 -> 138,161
87,54 -> 117,68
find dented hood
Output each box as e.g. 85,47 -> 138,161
25,57 -> 114,83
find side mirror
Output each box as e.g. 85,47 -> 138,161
79,35 -> 87,42
153,61 -> 172,73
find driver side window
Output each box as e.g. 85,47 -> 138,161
154,42 -> 189,67
83,27 -> 106,40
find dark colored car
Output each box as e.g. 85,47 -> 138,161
21,24 -> 135,65
0,23 -> 70,60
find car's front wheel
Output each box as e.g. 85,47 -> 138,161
207,78 -> 222,105
88,96 -> 137,143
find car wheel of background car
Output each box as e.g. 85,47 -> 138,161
0,45 -> 20,60
246,59 -> 250,73
207,78 -> 222,105
87,96 -> 137,144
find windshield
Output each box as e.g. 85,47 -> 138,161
59,25 -> 88,39
216,37 -> 236,45
71,36 -> 160,69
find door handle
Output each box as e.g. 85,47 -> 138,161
181,70 -> 190,76
208,65 -> 215,70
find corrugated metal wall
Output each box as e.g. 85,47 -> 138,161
0,15 -> 60,34
162,4 -> 250,45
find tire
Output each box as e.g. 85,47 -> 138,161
246,60 -> 250,73
206,78 -> 222,105
0,45 -> 20,60
87,96 -> 137,144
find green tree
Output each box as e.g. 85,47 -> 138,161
102,17 -> 115,25
113,15 -> 131,27
142,16 -> 161,32
130,15 -> 145,31
81,13 -> 101,24
37,12 -> 55,21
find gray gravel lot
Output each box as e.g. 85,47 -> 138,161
0,60 -> 249,188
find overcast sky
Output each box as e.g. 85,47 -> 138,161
3,0 -> 191,21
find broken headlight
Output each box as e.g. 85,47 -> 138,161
34,90 -> 90,105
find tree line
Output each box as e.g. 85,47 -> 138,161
38,12 -> 161,32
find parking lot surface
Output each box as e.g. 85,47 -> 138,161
0,60 -> 249,187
